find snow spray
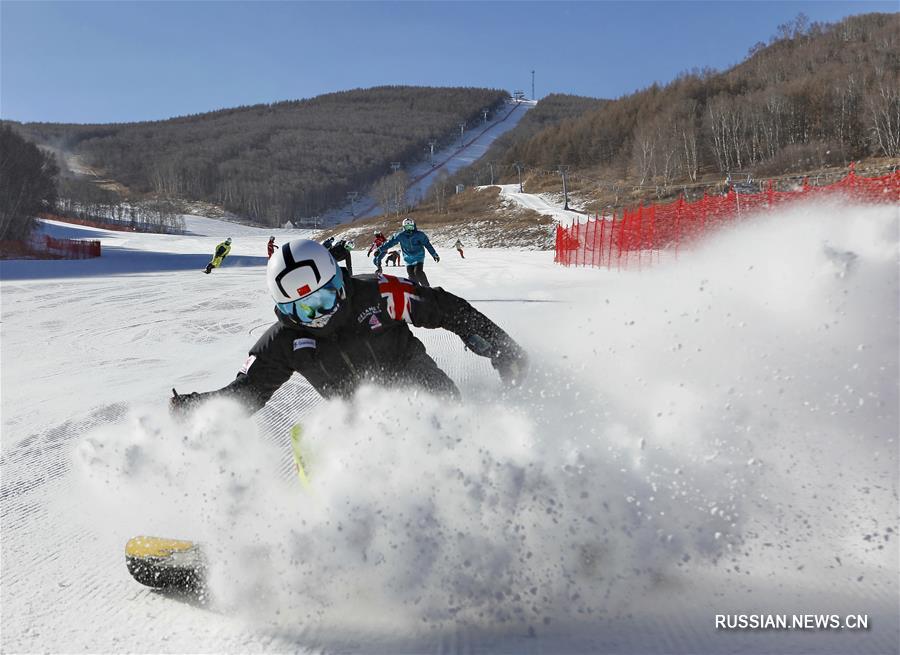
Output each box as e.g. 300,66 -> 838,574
73,200 -> 898,639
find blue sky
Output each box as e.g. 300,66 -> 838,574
1,1 -> 894,124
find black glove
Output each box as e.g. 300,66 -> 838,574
465,334 -> 528,387
433,254 -> 440,263
170,388 -> 202,415
492,349 -> 528,387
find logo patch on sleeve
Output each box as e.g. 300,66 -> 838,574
293,338 -> 316,351
239,355 -> 257,374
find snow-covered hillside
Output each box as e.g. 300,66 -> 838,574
1,203 -> 897,654
321,100 -> 536,226
495,182 -> 592,226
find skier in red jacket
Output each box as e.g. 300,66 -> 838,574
367,232 -> 387,257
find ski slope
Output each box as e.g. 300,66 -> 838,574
321,99 -> 536,225
494,183 -> 593,226
1,203 -> 898,654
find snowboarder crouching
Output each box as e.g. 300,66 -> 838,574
171,239 -> 527,412
385,250 -> 401,267
204,238 -> 232,274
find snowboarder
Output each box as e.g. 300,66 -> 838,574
170,239 -> 527,411
454,239 -> 465,259
367,232 -> 387,257
385,250 -> 401,267
267,236 -> 277,259
204,238 -> 231,274
323,236 -> 353,276
373,218 -> 438,287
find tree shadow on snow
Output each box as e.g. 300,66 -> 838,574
0,247 -> 267,281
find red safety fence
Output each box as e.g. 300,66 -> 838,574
555,166 -> 900,269
0,240 -> 47,259
43,235 -> 101,259
0,236 -> 101,260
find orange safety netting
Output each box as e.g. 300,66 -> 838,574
555,166 -> 900,269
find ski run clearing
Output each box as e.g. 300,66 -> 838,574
1,201 -> 898,654
321,99 -> 536,226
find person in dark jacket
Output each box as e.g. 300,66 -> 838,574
204,238 -> 232,274
267,236 -> 277,259
373,218 -> 438,287
322,237 -> 353,276
385,250 -> 401,267
171,239 -> 526,411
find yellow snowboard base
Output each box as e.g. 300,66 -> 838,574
125,536 -> 206,594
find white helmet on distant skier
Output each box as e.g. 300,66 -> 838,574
266,239 -> 346,328
402,217 -> 416,231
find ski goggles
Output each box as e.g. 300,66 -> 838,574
403,223 -> 415,231
276,269 -> 345,323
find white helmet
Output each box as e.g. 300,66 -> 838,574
267,239 -> 346,327
402,217 -> 416,231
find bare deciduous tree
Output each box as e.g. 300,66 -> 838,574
867,75 -> 900,157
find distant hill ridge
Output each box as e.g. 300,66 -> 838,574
10,86 -> 508,226
452,12 -> 899,195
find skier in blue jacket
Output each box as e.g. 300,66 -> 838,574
373,218 -> 439,287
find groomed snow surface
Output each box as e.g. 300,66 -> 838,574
2,202 -> 898,654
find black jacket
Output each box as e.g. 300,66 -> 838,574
196,274 -> 524,411
323,238 -> 352,275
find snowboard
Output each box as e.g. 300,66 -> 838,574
291,423 -> 311,488
125,536 -> 206,594
125,424 -> 309,592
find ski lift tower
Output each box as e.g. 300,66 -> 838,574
346,191 -> 358,218
514,162 -> 525,193
558,165 -> 571,210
